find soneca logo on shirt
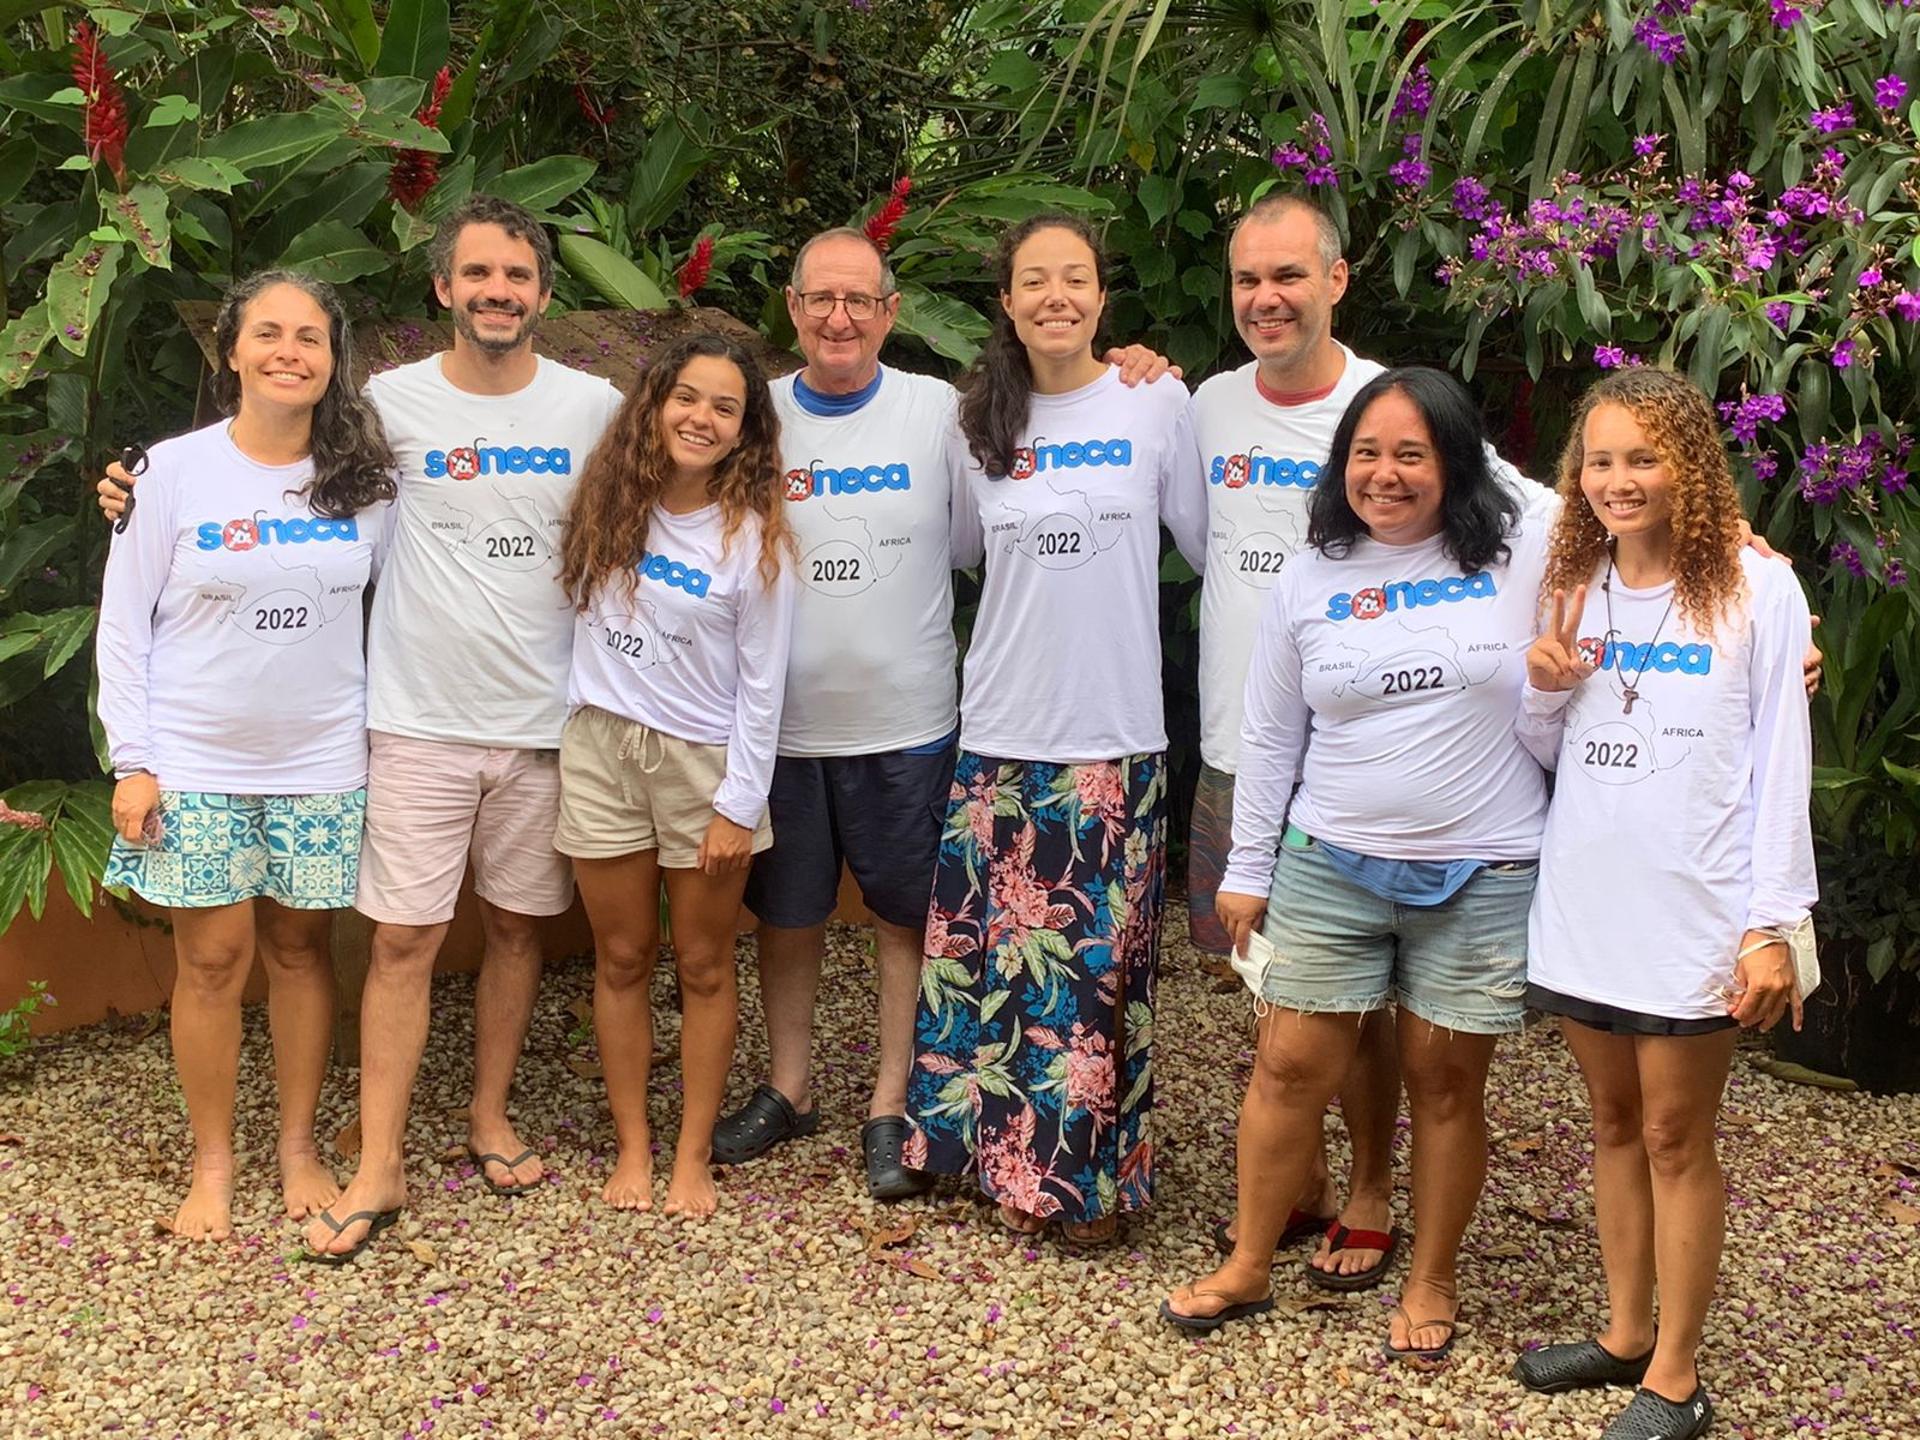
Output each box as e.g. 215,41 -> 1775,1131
1578,636 -> 1714,674
783,460 -> 913,502
1325,572 -> 1497,621
423,437 -> 573,480
636,548 -> 712,598
1208,451 -> 1321,489
195,513 -> 360,551
1006,436 -> 1133,480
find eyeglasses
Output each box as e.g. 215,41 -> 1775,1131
794,290 -> 891,321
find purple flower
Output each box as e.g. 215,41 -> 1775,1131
1831,540 -> 1867,578
1752,452 -> 1781,481
1635,17 -> 1685,63
1388,157 -> 1432,189
1771,0 -> 1804,25
1832,339 -> 1857,368
1632,132 -> 1664,156
1892,291 -> 1920,322
1303,164 -> 1339,188
1390,65 -> 1433,123
1859,267 -> 1884,287
1270,143 -> 1307,170
1451,175 -> 1494,220
1875,74 -> 1908,110
1887,558 -> 1909,588
1594,345 -> 1628,369
1809,102 -> 1855,134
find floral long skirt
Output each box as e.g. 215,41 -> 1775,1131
904,748 -> 1167,1223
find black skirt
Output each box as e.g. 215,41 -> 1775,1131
1527,983 -> 1738,1037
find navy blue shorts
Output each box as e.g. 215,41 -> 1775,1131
745,735 -> 957,930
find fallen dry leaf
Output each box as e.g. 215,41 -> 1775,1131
406,1239 -> 438,1264
1481,1241 -> 1528,1260
1275,1293 -> 1344,1315
865,1217 -> 918,1255
332,1116 -> 362,1160
1871,1160 -> 1920,1180
439,1144 -> 469,1164
1505,1134 -> 1545,1153
442,1105 -> 471,1121
903,1256 -> 942,1280
1720,1109 -> 1759,1129
565,1054 -> 604,1080
1507,1203 -> 1579,1230
1884,1200 -> 1920,1226
144,1137 -> 161,1173
568,997 -> 593,1026
0,1132 -> 23,1147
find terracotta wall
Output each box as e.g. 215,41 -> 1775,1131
2,872 -> 870,1036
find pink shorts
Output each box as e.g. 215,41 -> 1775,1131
355,730 -> 575,926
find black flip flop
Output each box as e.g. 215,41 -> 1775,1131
467,1144 -> 541,1197
1382,1305 -> 1458,1365
301,1205 -> 402,1266
1304,1222 -> 1403,1292
1159,1289 -> 1276,1333
712,1083 -> 820,1165
1210,1206 -> 1337,1258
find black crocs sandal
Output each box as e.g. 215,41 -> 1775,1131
1601,1385 -> 1714,1440
1513,1339 -> 1654,1394
712,1083 -> 820,1165
860,1116 -> 931,1201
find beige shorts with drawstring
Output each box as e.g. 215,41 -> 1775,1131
553,703 -> 772,868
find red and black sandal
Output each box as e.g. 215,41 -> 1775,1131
1303,1220 -> 1403,1292
1210,1205 -> 1337,1259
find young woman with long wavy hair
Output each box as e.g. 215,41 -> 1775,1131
96,269 -> 396,1242
1513,368 -> 1814,1440
556,332 -> 796,1219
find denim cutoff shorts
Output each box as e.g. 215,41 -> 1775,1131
1251,833 -> 1535,1035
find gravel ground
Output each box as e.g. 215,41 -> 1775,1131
3,900 -> 1917,1439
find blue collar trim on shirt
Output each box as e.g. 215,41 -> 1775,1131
792,367 -> 884,417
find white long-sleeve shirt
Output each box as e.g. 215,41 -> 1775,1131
950,369 -> 1207,763
1220,513 -> 1554,899
567,504 -> 796,829
1520,549 -> 1816,1019
96,421 -> 389,793
1191,355 -> 1554,774
366,355 -> 624,748
770,369 -> 960,756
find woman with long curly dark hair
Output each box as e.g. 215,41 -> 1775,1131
1513,368 -> 1814,1440
555,331 -> 796,1219
96,269 -> 396,1242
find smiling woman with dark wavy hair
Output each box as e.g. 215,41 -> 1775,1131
554,330 -> 797,1221
95,269 -> 396,1245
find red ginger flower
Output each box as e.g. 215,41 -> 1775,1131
72,22 -> 129,188
574,84 -> 616,128
864,176 -> 912,251
677,234 -> 714,299
388,65 -> 453,212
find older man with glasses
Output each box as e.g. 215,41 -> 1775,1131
717,226 -> 1175,1199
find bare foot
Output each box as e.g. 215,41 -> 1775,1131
601,1145 -> 654,1211
467,1115 -> 544,1192
1309,1191 -> 1394,1278
171,1157 -> 235,1241
278,1144 -> 341,1220
303,1166 -> 406,1258
661,1159 -> 718,1218
1164,1262 -> 1270,1320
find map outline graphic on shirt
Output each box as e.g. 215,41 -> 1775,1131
999,478 -> 1128,571
1565,669 -> 1693,784
1329,622 -> 1504,703
797,504 -> 907,598
207,551 -> 365,648
584,596 -> 683,673
426,489 -> 560,573
1214,486 -> 1309,590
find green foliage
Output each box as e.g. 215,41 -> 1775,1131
0,978 -> 54,1061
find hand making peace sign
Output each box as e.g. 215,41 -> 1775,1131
1526,584 -> 1596,692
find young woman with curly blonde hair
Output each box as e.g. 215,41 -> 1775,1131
1513,367 -> 1816,1440
556,332 -> 796,1219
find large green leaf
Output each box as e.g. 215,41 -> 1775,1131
103,184 -> 171,269
626,115 -> 709,235
491,156 -> 597,213
279,221 -> 393,284
321,0 -> 382,69
0,517 -> 74,599
45,237 -> 125,357
347,111 -> 452,152
556,234 -> 671,310
0,304 -> 55,394
125,44 -> 237,175
375,0 -> 451,79
0,135 -> 35,208
207,110 -> 348,174
894,284 -> 990,365
0,74 -> 83,131
0,430 -> 74,507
